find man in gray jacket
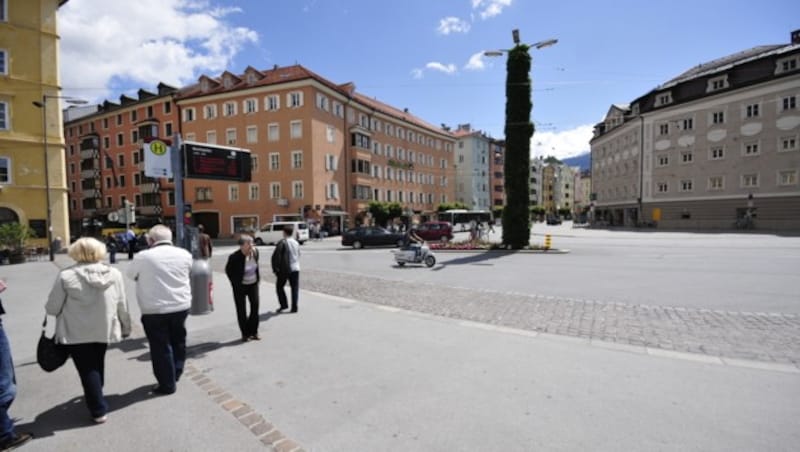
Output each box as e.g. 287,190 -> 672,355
127,225 -> 192,395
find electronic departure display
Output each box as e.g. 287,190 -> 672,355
183,142 -> 252,182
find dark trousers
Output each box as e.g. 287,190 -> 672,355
127,239 -> 136,259
65,342 -> 108,418
233,283 -> 260,338
141,310 -> 188,393
0,319 -> 16,442
276,271 -> 299,311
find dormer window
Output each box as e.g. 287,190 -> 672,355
246,72 -> 257,84
200,79 -> 209,92
707,75 -> 729,93
657,92 -> 672,106
776,55 -> 799,75
223,76 -> 233,89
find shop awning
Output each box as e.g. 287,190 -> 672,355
323,210 -> 348,216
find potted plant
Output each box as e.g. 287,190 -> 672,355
0,222 -> 35,264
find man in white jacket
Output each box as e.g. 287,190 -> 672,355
127,225 -> 192,395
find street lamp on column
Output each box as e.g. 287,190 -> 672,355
32,95 -> 88,261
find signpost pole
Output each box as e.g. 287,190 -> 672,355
172,134 -> 185,247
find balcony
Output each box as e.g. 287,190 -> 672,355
80,169 -> 98,179
80,148 -> 96,159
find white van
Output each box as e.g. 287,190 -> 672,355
254,221 -> 309,245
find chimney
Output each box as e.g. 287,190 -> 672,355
792,29 -> 800,44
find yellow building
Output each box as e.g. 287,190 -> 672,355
0,0 -> 70,253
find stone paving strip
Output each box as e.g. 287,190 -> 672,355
273,269 -> 800,366
183,363 -> 306,452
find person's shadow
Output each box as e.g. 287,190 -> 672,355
13,384 -> 154,438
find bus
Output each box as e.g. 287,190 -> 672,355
437,209 -> 493,231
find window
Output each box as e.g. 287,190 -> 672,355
657,92 -> 672,106
741,173 -> 759,188
326,183 -> 339,200
290,120 -> 302,139
325,154 -> 338,171
707,75 -> 728,92
708,176 -> 724,190
251,155 -> 259,172
196,187 -> 212,201
131,110 -> 137,122
228,185 -> 239,201
265,95 -> 280,111
0,157 -> 10,183
0,49 -> 7,75
681,151 -> 693,163
657,182 -> 668,193
185,132 -> 196,142
183,108 -> 195,122
134,173 -> 141,185
291,150 -> 303,169
105,176 -> 112,188
223,101 -> 237,117
270,182 -> 280,199
131,130 -> 139,143
203,104 -> 217,119
133,152 -> 140,165
248,183 -> 259,200
243,98 -> 257,114
118,175 -> 126,187
146,105 -> 153,118
680,180 -> 693,192
117,154 -> 125,167
745,103 -> 760,118
269,153 -> 279,170
267,124 -> 279,141
333,101 -> 343,118
226,128 -> 236,145
0,1 -> 6,22
164,122 -> 173,137
743,142 -> 760,156
778,170 -> 798,186
0,102 -> 7,130
288,91 -> 303,108
711,111 -> 725,124
292,181 -> 304,199
709,147 -> 724,160
776,56 -> 799,74
326,126 -> 335,143
779,135 -> 798,152
206,130 -> 217,145
783,96 -> 797,111
316,93 -> 329,111
682,118 -> 694,131
656,155 -> 669,167
246,126 -> 257,144
163,101 -> 171,114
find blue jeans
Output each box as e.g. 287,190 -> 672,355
0,318 -> 16,443
141,310 -> 188,393
65,343 -> 108,418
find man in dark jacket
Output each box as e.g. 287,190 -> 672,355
271,226 -> 300,313
225,235 -> 261,342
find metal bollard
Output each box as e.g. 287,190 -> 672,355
190,259 -> 214,315
544,234 -> 552,250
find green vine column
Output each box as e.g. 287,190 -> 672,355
502,44 -> 533,249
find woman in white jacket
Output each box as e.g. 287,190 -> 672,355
46,237 -> 131,424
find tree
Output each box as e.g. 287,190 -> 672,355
502,43 -> 533,249
367,201 -> 390,227
436,202 -> 468,212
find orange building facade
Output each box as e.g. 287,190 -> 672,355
63,65 -> 456,238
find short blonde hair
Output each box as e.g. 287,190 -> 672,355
68,237 -> 107,263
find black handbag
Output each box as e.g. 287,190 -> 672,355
37,315 -> 68,372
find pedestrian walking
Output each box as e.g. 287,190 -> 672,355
126,225 -> 192,395
105,234 -> 118,264
125,228 -> 136,260
198,224 -> 212,259
224,235 -> 261,342
0,280 -> 33,449
45,238 -> 131,423
271,225 -> 300,313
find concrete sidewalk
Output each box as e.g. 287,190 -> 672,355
1,255 -> 798,451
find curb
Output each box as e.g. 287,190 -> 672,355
431,248 -> 570,254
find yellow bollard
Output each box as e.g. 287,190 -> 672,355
544,234 -> 552,250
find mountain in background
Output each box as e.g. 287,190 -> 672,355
562,152 -> 591,171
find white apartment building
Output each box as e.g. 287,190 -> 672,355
453,124 -> 491,210
591,30 -> 800,230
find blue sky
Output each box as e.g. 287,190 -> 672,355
59,0 -> 799,159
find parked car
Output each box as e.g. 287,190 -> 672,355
413,221 -> 453,242
254,221 -> 309,245
341,227 -> 405,249
546,215 -> 562,225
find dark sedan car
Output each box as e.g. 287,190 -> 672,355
341,227 -> 406,249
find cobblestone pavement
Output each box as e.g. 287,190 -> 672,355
261,269 -> 800,365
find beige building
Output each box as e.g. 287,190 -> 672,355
592,31 -> 800,229
452,124 -> 491,210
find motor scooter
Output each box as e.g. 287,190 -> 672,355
393,243 -> 436,268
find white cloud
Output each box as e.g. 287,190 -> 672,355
437,16 -> 470,35
472,0 -> 513,20
464,51 -> 488,71
425,62 -> 458,75
530,124 -> 594,160
58,0 -> 258,102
